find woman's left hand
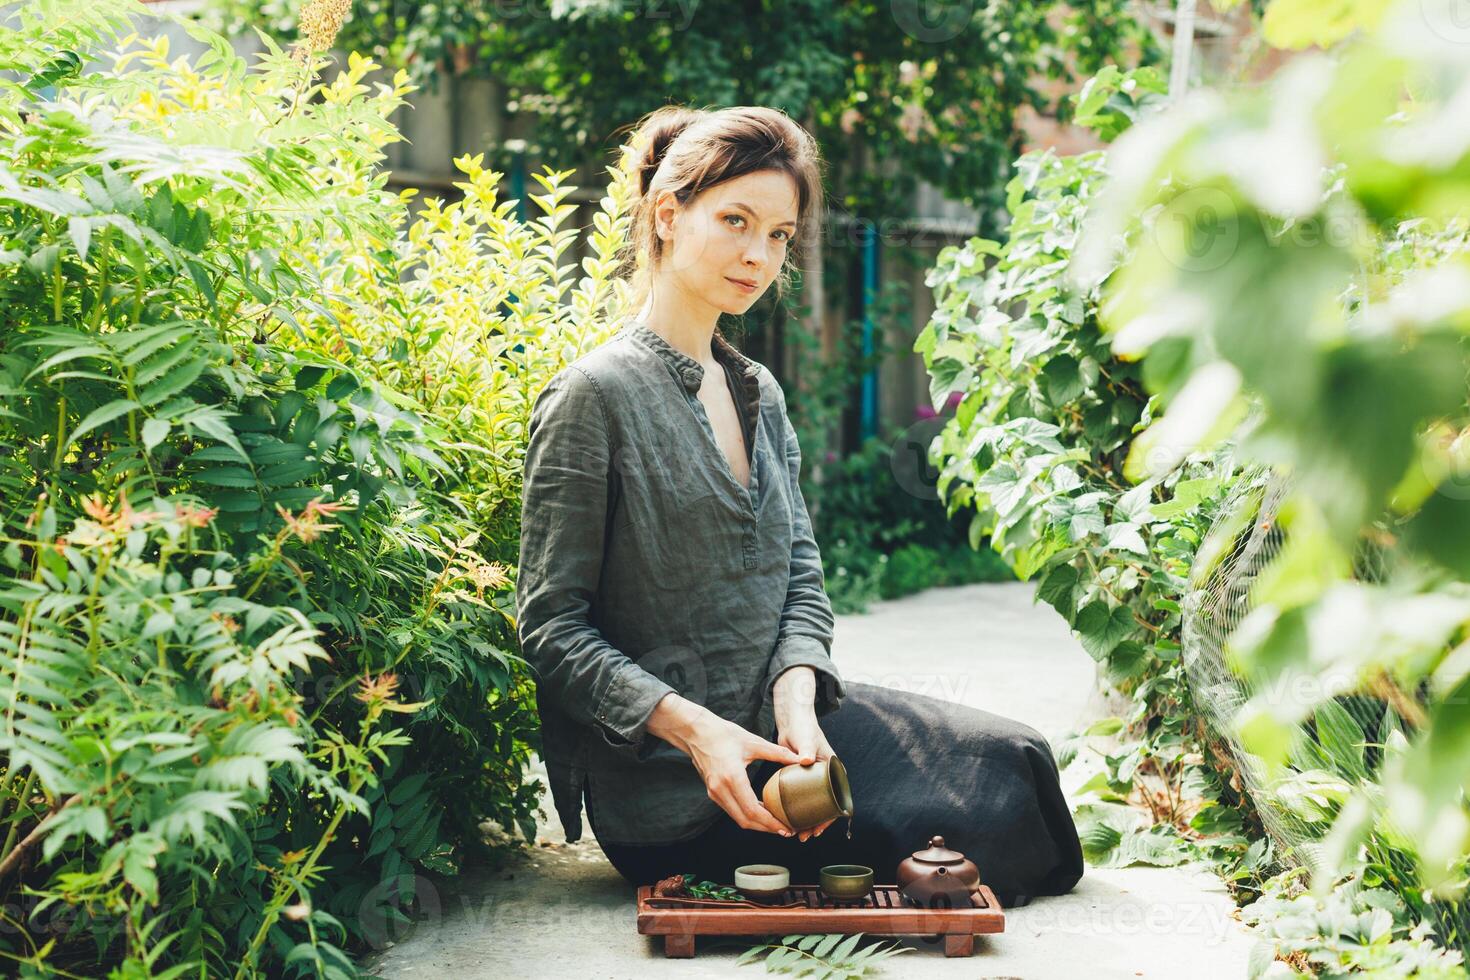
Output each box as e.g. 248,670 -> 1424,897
772,666 -> 839,842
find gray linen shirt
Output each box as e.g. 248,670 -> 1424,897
515,318 -> 847,845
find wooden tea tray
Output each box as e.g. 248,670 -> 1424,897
635,883 -> 1004,958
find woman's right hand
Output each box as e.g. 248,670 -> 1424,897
648,693 -> 802,836
689,712 -> 805,836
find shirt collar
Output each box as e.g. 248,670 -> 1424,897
626,318 -> 759,394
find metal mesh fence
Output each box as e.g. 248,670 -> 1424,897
1180,467 -> 1467,956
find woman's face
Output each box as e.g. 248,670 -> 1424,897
654,169 -> 800,315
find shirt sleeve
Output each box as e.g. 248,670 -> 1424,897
762,379 -> 846,718
516,365 -> 677,755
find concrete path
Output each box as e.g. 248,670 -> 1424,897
362,582 -> 1256,979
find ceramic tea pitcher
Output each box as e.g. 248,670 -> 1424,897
896,835 -> 981,907
760,755 -> 853,833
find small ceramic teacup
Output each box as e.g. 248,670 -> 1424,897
819,864 -> 874,902
760,754 -> 853,833
734,864 -> 790,903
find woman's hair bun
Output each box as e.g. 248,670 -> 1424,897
631,105 -> 704,197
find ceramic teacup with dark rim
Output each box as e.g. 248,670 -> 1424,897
819,864 -> 874,901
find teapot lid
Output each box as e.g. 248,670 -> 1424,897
911,835 -> 966,864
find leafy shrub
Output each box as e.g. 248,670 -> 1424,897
876,542 -> 1011,601
805,431 -> 1012,613
921,6 -> 1470,970
0,1 -> 632,975
1074,0 -> 1470,900
1240,868 -> 1464,978
916,66 -> 1244,871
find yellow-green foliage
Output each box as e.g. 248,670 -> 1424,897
283,150 -> 638,546
0,2 -> 637,976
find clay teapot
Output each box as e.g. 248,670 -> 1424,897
895,836 -> 981,908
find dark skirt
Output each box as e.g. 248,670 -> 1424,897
588,681 -> 1084,908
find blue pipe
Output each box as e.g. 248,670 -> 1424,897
860,218 -> 879,441
505,147 -> 526,338
510,147 -> 526,223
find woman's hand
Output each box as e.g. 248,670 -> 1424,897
647,692 -> 802,836
772,666 -> 838,842
691,714 -> 805,836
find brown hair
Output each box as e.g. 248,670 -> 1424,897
615,104 -> 826,337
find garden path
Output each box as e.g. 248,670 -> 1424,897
364,582 -> 1256,979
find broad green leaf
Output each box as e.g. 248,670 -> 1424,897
1074,602 -> 1136,661
42,805 -> 110,862
66,398 -> 139,447
829,933 -> 863,961
1313,699 -> 1367,781
142,417 -> 171,451
68,216 -> 92,260
813,933 -> 843,958
1036,562 -> 1080,617
1101,522 -> 1148,555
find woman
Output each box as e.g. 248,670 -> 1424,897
515,105 -> 1083,908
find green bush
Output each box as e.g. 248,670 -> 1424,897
1076,0 -> 1470,906
0,2 -> 633,975
876,542 -> 1011,600
921,6 -> 1470,966
806,432 -> 1013,613
916,64 -> 1247,877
